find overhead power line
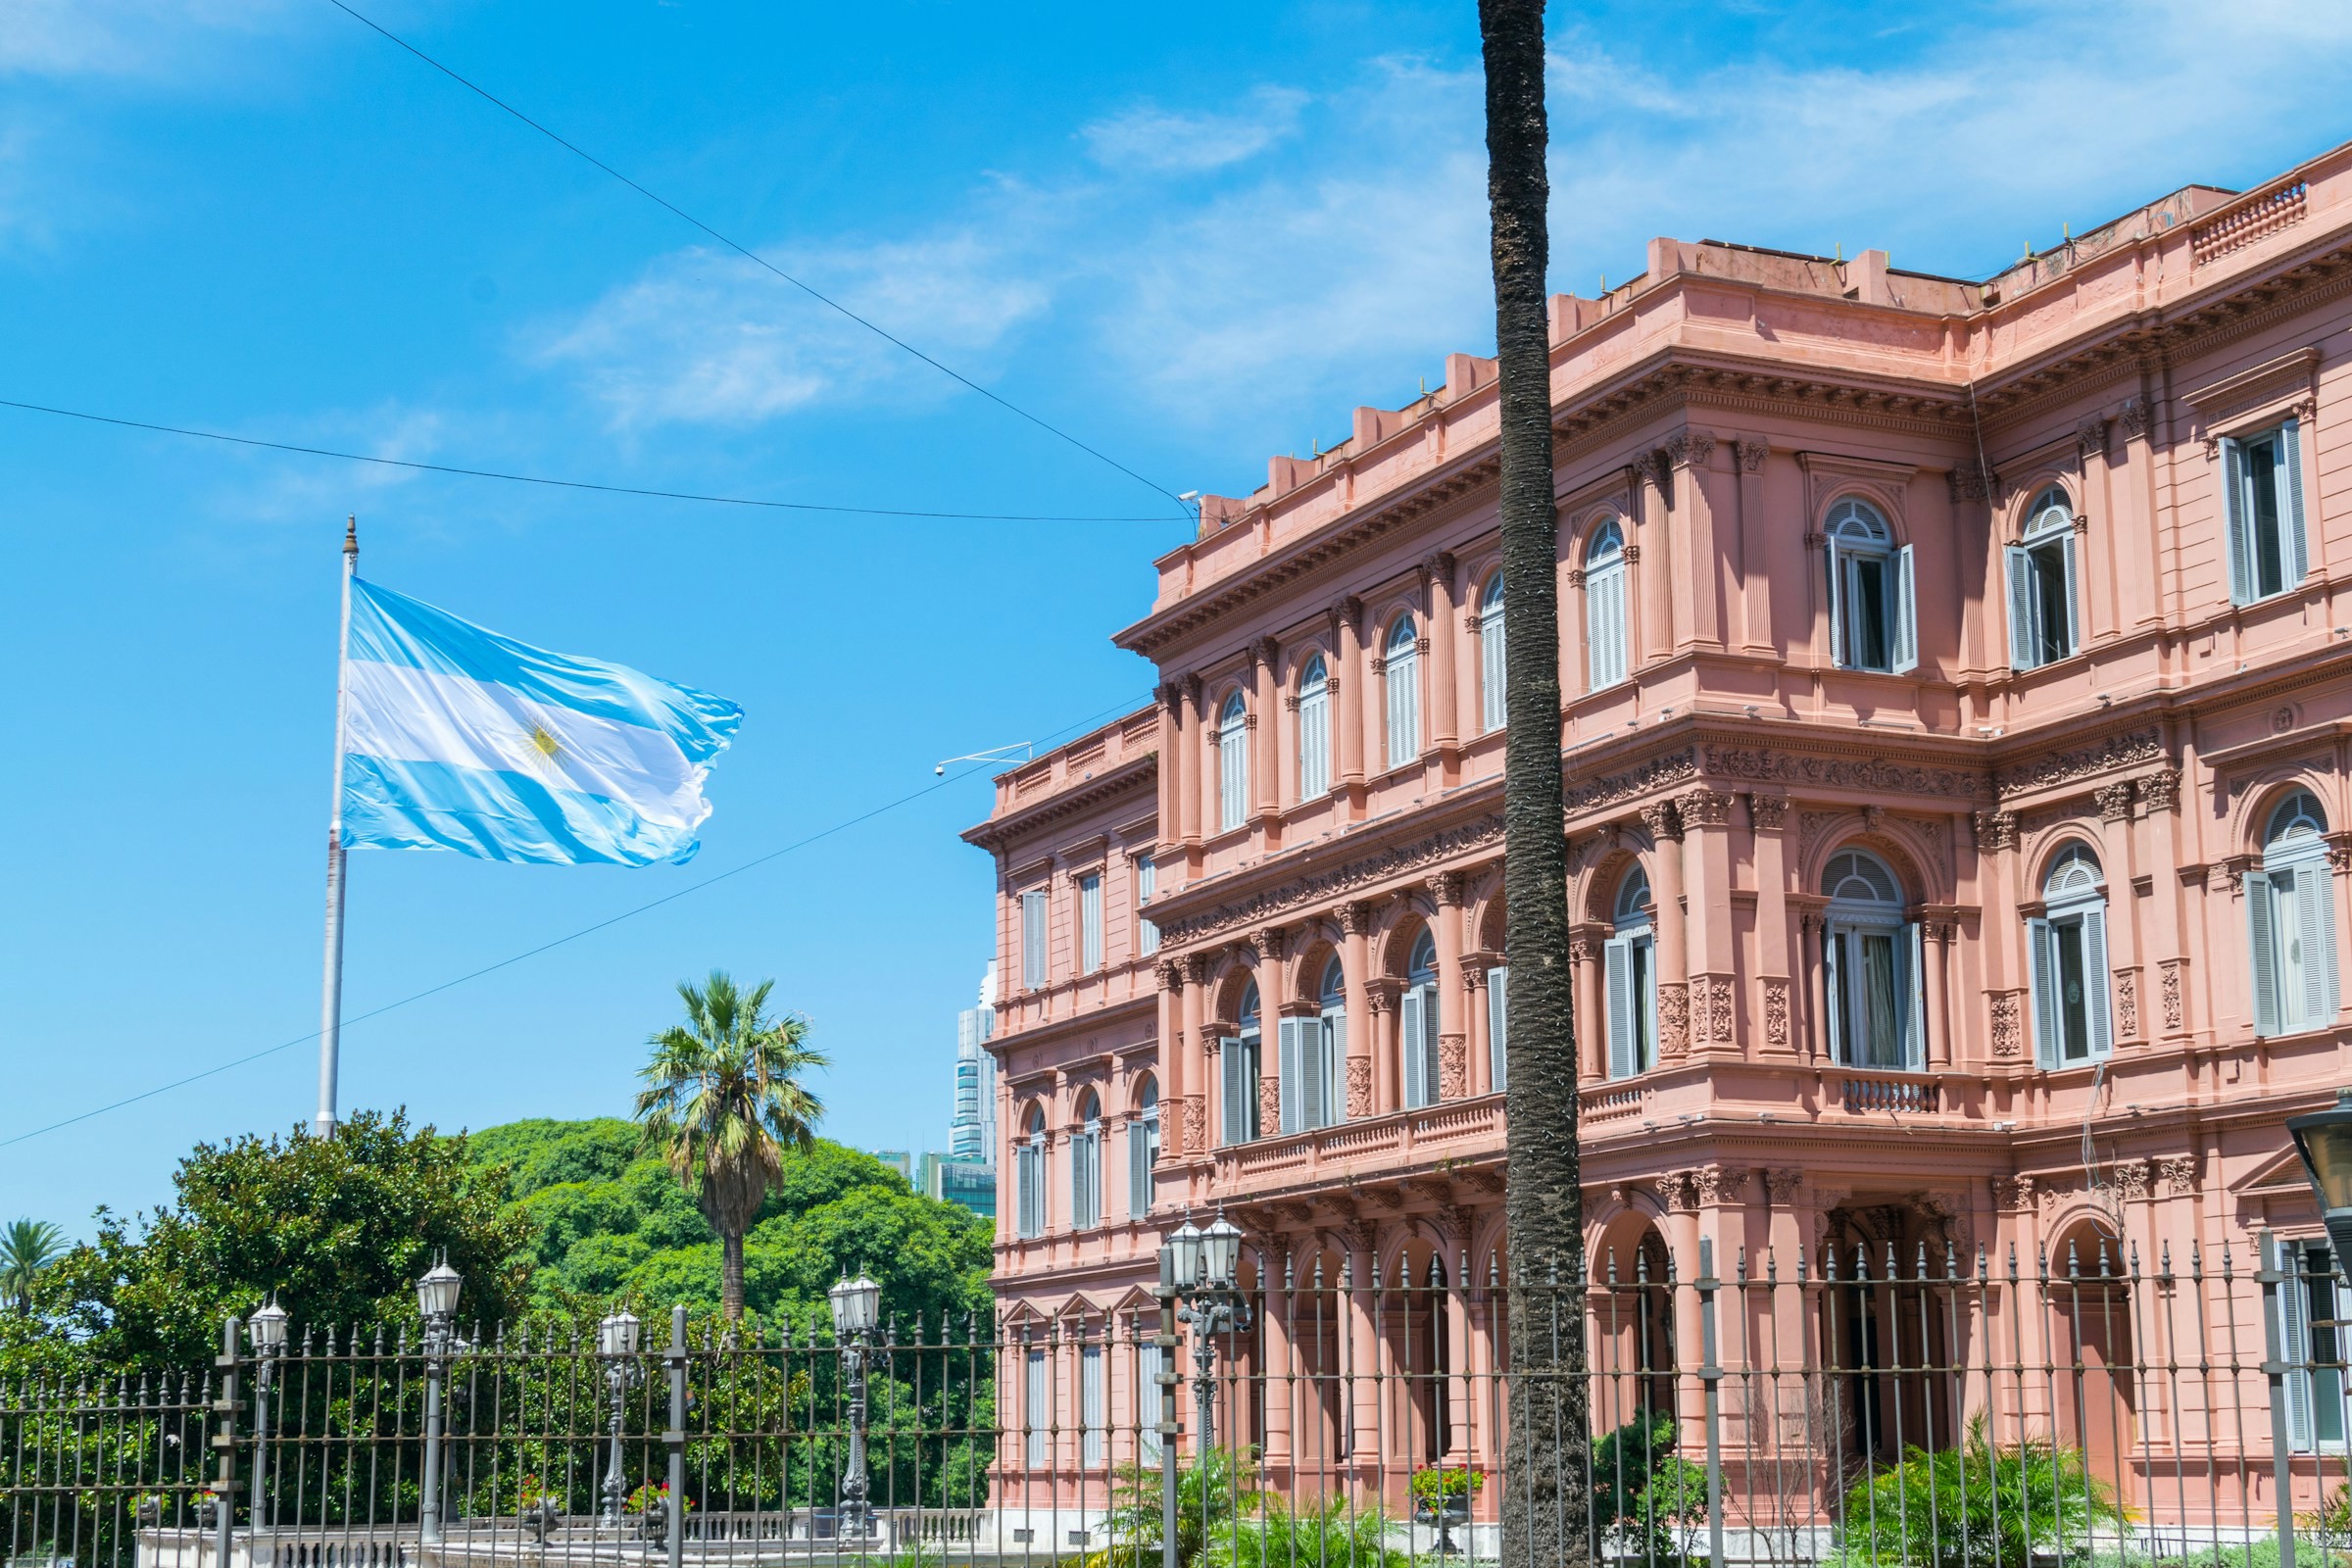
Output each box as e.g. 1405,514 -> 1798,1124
0,692 -> 1151,1152
0,399 -> 1169,524
321,0 -> 1189,520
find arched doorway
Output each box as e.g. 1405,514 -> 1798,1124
2049,1217 -> 2137,1504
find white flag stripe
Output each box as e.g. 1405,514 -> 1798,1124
344,660 -> 702,827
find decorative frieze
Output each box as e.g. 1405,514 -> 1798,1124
1995,729 -> 2163,800
1702,744 -> 1986,800
1693,1165 -> 1743,1206
1347,1058 -> 1372,1119
1663,429 -> 1717,471
1990,1175 -> 2035,1211
1948,465 -> 1998,503
1157,815 -> 1504,945
1433,869 -> 1467,908
1973,810 -> 2019,852
2160,959 -> 2185,1032
2117,396 -> 2153,442
2116,969 -> 2139,1040
2113,1160 -> 2151,1201
1735,438 -> 1769,473
1258,1076 -> 1281,1137
1988,990 -> 2024,1057
1658,983 -> 1691,1058
2159,1155 -> 2198,1196
1763,980 -> 1790,1047
1763,1168 -> 1803,1204
1565,749 -> 1699,814
1439,1036 -> 1468,1102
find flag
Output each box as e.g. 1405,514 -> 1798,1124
339,579 -> 744,866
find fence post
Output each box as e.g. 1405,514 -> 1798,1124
210,1317 -> 240,1568
665,1305 -> 688,1568
1697,1236 -> 1726,1568
2261,1230 -> 2298,1568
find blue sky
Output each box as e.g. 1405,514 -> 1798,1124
4,0 -> 2349,1233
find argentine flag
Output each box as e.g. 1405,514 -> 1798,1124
340,580 -> 743,866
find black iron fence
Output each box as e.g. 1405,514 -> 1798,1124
8,1232 -> 2352,1566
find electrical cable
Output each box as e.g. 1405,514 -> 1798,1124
0,692 -> 1151,1152
0,399 -> 1169,524
319,0 -> 1191,520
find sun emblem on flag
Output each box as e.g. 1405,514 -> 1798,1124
526,722 -> 564,766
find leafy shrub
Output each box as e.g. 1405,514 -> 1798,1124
1089,1446 -> 1262,1568
1837,1414 -> 2122,1568
1409,1465 -> 1485,1511
1592,1411 -> 1709,1565
1203,1495 -> 1412,1567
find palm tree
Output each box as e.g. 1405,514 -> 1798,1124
1,1218 -> 66,1314
1479,3 -> 1588,1565
634,971 -> 828,1321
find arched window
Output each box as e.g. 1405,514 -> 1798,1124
1217,691 -> 1250,832
2006,489 -> 2080,670
1220,981 -> 1263,1144
1821,849 -> 1922,1069
1070,1090 -> 1102,1229
1385,616 -> 1420,769
1319,956 -> 1348,1123
1479,573 -> 1507,732
2251,790 -> 2339,1037
1587,520 -> 1629,690
1402,930 -> 1443,1107
1486,955 -> 1508,1094
2031,844 -> 2112,1066
1826,498 -> 1916,674
1128,1077 -> 1159,1216
1604,868 -> 1657,1078
1298,654 -> 1332,801
1015,1105 -> 1047,1239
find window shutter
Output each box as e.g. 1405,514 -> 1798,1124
1137,857 -> 1158,956
2006,545 -> 2037,670
2278,1237 -> 2316,1450
1322,1012 -> 1346,1124
1219,1036 -> 1248,1144
1300,688 -> 1329,799
2247,870 -> 2281,1038
1025,1349 -> 1049,1467
1022,891 -> 1048,990
1892,543 -> 1919,673
1605,936 -> 1636,1079
2225,438 -> 2253,605
2295,861 -> 2337,1027
1277,1016 -> 1303,1136
1482,604 -> 1507,732
1081,874 -> 1102,973
1127,1118 -> 1150,1216
1826,536 -> 1846,667
1823,926 -> 1845,1063
2082,905 -> 2112,1057
1903,920 -> 1927,1070
2029,917 -> 2059,1068
1137,1343 -> 1164,1461
1401,987 -> 1428,1107
1487,966 -> 1508,1093
1082,1345 -> 1105,1467
2284,418 -> 2311,583
2058,530 -> 2081,656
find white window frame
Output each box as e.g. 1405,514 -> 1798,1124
1015,1116 -> 1046,1239
1135,855 -> 1158,957
1221,984 -> 1261,1145
2250,791 -> 2339,1038
1128,1082 -> 1158,1216
1020,888 -> 1049,991
2224,418 -> 2309,607
1217,692 -> 1250,832
2005,490 -> 2081,671
1487,963 -> 1508,1093
1479,574 -> 1507,732
1586,521 -> 1629,691
2029,846 -> 2113,1068
2273,1234 -> 2349,1452
1605,872 -> 1657,1080
1820,850 -> 1923,1070
1298,655 -> 1332,800
1070,1096 -> 1101,1230
1401,931 -> 1442,1108
1825,498 -> 1916,674
1078,872 -> 1102,974
1384,617 -> 1420,769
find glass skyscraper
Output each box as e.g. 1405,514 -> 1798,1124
951,963 -> 998,1165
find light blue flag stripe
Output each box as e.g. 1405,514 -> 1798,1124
344,756 -> 696,866
349,579 -> 741,765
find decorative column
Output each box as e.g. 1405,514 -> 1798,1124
1462,963 -> 1492,1099
2095,779 -> 2143,1045
1181,677 -> 1206,867
1795,902 -> 1829,1062
1433,872 -> 1469,1100
1664,430 -> 1721,652
1158,681 -> 1191,856
1678,786 -> 1738,1059
1570,925 -> 1609,1081
1156,960 -> 1188,1151
1971,810 -> 2024,1073
1750,794 -> 1796,1059
2077,416 -> 2119,639
1629,453 -> 1670,661
1733,438 -> 1774,657
1340,902 -> 1376,1119
1182,953 -> 1216,1159
1642,800 -> 1690,1062
1442,1211 -> 1474,1463
1367,981 -> 1402,1116
1923,919 -> 1956,1068
1251,639 -> 1280,827
1333,598 -> 1366,809
2134,769 -> 2190,1043
1659,1173 -> 1707,1445
1761,1169 -> 1815,1447
1257,1236 -> 1295,1481
1341,1217 -> 1382,1486
1423,553 -> 1461,781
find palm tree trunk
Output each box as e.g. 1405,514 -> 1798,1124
721,1230 -> 747,1321
1480,3 -> 1588,1565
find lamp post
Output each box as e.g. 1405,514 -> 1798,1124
827,1273 -> 882,1543
598,1308 -> 643,1529
246,1297 -> 289,1530
2290,1089 -> 2352,1270
1161,1213 -> 1250,1453
416,1257 -> 463,1545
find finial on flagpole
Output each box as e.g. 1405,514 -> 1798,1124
345,514 -> 358,561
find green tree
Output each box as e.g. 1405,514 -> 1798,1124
634,971 -> 828,1322
42,1107 -> 533,1370
1,1218 -> 65,1314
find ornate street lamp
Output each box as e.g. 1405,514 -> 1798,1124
1161,1212 -> 1250,1452
414,1258 -> 462,1544
246,1297 -> 289,1529
2289,1089 -> 2352,1269
828,1274 -> 882,1542
598,1308 -> 643,1528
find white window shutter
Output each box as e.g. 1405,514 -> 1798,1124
1823,926 -> 1845,1063
1322,1012 -> 1346,1124
1127,1119 -> 1149,1216
1904,920 -> 1927,1070
1482,604 -> 1507,732
1826,536 -> 1846,667
1487,966 -> 1508,1093
1299,688 -> 1328,800
2247,871 -> 2281,1038
2082,905 -> 2112,1057
1277,1016 -> 1303,1136
1219,1036 -> 1247,1144
2006,545 -> 2037,670
2029,917 -> 2059,1068
2058,530 -> 2081,656
1605,936 -> 1635,1079
1400,987 -> 1427,1107
1022,891 -> 1048,989
2278,1236 -> 2315,1450
1081,874 -> 1102,973
2283,418 -> 2311,583
2224,439 -> 2253,605
2295,861 -> 2337,1027
1025,1349 -> 1049,1467
1892,543 -> 1919,673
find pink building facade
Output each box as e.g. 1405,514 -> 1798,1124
968,138 -> 2352,1523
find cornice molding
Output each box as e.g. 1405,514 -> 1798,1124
962,752 -> 1158,854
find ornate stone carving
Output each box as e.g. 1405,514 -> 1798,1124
1798,810 -> 1847,858
1736,438 -> 1769,473
2096,780 -> 2137,823
1641,800 -> 1686,842
1763,980 -> 1789,1046
1403,1177 -> 1455,1208
1748,792 -> 1788,832
1995,730 -> 2163,800
1157,816 -> 1504,945
1663,429 -> 1717,470
1702,744 -> 1986,800
2117,970 -> 2138,1039
1973,810 -> 2019,852
1679,787 -> 1734,828
1258,1075 -> 1281,1135
1948,465 -> 1997,503
1764,1168 -> 1803,1204
2159,1155 -> 2198,1196
1990,1175 -> 2034,1211
1693,1165 -> 1743,1206
1658,983 -> 1690,1057
1692,975 -> 1734,1044
2077,415 -> 2112,460
1438,1036 -> 1468,1101
2160,959 -> 2184,1032
1440,1206 -> 1476,1246
1157,959 -> 1187,994
1565,749 -> 1699,814
1662,1171 -> 1700,1212
1251,926 -> 1288,961
1180,1097 -> 1206,1155
1355,1184 -> 1402,1211
1418,552 -> 1455,591
2137,768 -> 2181,814
1988,991 -> 2023,1057
1346,1057 -> 1372,1119
1432,870 -> 1466,908
1185,952 -> 1218,986
2112,1160 -> 2150,1201
1338,901 -> 1376,937
2118,397 -> 2152,441
1457,1167 -> 1505,1197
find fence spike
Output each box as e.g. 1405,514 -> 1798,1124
2066,1238 -> 2081,1280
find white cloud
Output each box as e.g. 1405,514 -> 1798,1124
214,403 -> 455,526
1082,87 -> 1308,174
0,0 -> 292,78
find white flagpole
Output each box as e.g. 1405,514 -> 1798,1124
316,516 -> 358,1137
